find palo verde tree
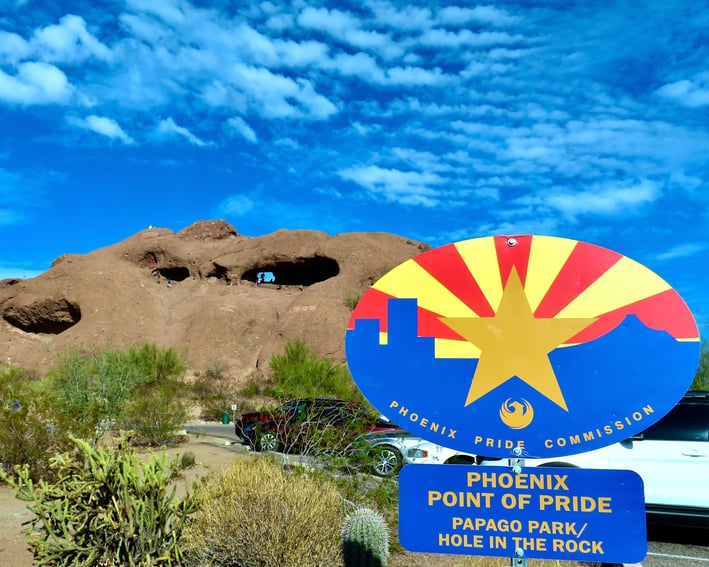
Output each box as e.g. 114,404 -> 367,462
46,343 -> 188,446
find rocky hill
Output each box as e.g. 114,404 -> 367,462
0,220 -> 429,385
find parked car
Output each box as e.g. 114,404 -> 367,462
234,398 -> 397,453
478,390 -> 709,528
352,429 -> 478,477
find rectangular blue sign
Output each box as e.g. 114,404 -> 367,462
399,464 -> 647,563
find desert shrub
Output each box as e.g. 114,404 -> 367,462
239,377 -> 262,397
128,343 -> 186,388
0,364 -> 73,482
268,339 -> 361,401
205,360 -> 228,380
197,397 -> 230,421
344,292 -> 361,309
180,451 -> 196,469
181,455 -> 345,567
0,436 -> 196,566
122,386 -> 188,446
47,344 -> 189,446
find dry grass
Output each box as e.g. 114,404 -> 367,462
180,455 -> 346,567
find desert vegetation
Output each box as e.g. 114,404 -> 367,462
0,339 -> 706,566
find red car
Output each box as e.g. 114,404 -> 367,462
234,398 -> 398,453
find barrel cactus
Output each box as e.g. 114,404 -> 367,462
341,506 -> 389,567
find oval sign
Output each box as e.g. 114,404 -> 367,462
346,235 -> 700,458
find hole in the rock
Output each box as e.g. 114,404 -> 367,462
242,256 -> 340,286
203,263 -> 229,282
2,299 -> 81,334
156,267 -> 190,281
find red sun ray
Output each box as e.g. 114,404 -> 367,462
414,243 -> 495,317
565,288 -> 700,343
534,241 -> 622,318
495,235 -> 532,287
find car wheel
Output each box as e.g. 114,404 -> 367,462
370,445 -> 402,477
256,430 -> 279,452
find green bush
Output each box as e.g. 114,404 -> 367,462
181,455 -> 345,567
268,339 -> 361,401
344,292 -> 361,309
0,436 -> 195,566
239,377 -> 262,397
128,343 -> 187,389
122,386 -> 188,447
0,364 -> 73,481
47,344 -> 189,446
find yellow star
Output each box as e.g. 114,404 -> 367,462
441,268 -> 597,410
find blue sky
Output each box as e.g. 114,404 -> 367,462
1,0 -> 707,330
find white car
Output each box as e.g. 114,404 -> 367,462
354,429 -> 477,477
478,391 -> 709,528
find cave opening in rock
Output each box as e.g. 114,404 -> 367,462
242,256 -> 340,286
2,299 -> 82,334
156,267 -> 191,282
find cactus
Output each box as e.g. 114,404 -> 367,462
0,435 -> 195,566
341,506 -> 389,567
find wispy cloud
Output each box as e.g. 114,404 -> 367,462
339,165 -> 445,206
156,117 -> 212,147
542,180 -> 662,220
225,116 -> 258,143
68,115 -> 135,145
653,242 -> 709,262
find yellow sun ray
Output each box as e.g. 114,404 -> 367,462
557,256 -> 671,318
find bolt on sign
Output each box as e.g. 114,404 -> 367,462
346,235 -> 700,459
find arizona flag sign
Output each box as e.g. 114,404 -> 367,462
346,235 -> 700,458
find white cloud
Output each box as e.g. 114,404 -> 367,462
653,242 -> 709,262
0,61 -> 73,104
419,29 -> 523,49
0,32 -> 31,64
366,1 -> 433,31
125,0 -> 187,25
297,6 -> 402,59
217,194 -> 255,216
656,75 -> 709,108
156,117 -> 212,147
226,63 -> 337,119
339,165 -> 445,206
437,6 -> 521,27
384,66 -> 448,86
226,116 -> 257,143
543,180 -> 662,219
31,14 -> 113,64
68,115 -> 135,145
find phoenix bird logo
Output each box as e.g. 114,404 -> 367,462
499,398 -> 534,429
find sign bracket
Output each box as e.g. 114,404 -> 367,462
509,448 -> 528,567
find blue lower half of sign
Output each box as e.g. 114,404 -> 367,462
399,464 -> 647,563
